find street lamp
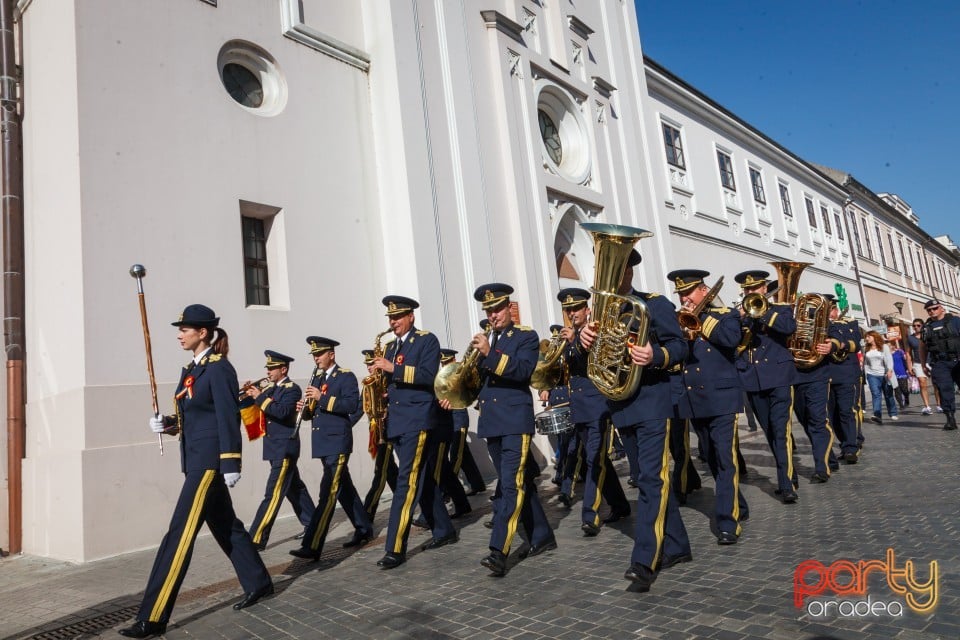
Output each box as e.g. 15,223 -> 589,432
893,301 -> 904,316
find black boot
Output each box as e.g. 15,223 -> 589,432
945,413 -> 958,431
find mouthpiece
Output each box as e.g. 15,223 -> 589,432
129,264 -> 147,279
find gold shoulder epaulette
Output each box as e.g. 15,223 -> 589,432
207,353 -> 223,363
339,368 -> 351,373
515,324 -> 533,331
281,381 -> 294,388
646,292 -> 660,298
712,306 -> 730,313
415,330 -> 431,336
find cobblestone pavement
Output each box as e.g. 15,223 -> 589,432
2,401 -> 958,640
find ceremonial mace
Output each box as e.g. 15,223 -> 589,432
129,264 -> 163,455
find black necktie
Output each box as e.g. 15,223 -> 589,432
490,331 -> 500,351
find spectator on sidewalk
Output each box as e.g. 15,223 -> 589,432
907,321 -> 934,414
863,331 -> 897,424
888,338 -> 911,410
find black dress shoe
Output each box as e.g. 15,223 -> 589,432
450,506 -> 472,519
843,452 -> 859,464
422,532 -> 459,550
481,550 -> 506,576
602,509 -> 630,524
781,490 -> 798,504
829,462 -> 840,472
288,547 -> 320,561
483,519 -> 493,529
376,552 -> 406,569
656,552 -> 693,571
118,620 -> 167,638
717,531 -> 738,545
627,477 -> 638,488
342,531 -> 373,548
411,515 -> 429,529
233,584 -> 274,610
623,563 -> 656,591
810,473 -> 829,484
523,538 -> 557,558
558,493 -> 572,507
581,522 -> 601,537
294,529 -> 306,539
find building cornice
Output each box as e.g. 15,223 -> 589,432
281,0 -> 370,72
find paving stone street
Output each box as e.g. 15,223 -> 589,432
2,401 -> 958,640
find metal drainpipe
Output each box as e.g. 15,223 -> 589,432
841,197 -> 870,323
1,0 -> 25,555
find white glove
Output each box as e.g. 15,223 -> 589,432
149,415 -> 166,433
224,472 -> 241,488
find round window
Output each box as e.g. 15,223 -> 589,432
217,41 -> 287,117
536,83 -> 591,184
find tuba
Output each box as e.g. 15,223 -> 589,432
580,223 -> 652,401
434,325 -> 493,409
530,330 -> 567,391
361,328 -> 394,445
677,276 -> 724,341
769,261 -> 831,369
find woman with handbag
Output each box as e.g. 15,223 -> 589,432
862,331 -> 898,424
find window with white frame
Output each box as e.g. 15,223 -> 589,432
886,232 -> 898,271
662,122 -> 685,169
833,211 -> 845,240
874,224 -> 886,266
849,212 -> 862,254
897,238 -> 910,278
819,205 -> 832,235
860,218 -> 873,260
717,150 -> 736,191
805,197 -> 818,229
749,167 -> 765,203
778,183 -> 793,218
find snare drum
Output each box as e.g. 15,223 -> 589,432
534,406 -> 574,436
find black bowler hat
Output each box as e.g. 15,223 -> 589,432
474,283 -> 514,310
557,287 -> 590,309
735,270 -> 770,288
171,304 -> 219,328
382,295 -> 419,317
264,350 -> 294,369
627,250 -> 642,268
306,336 -> 339,355
549,324 -> 563,336
666,269 -> 709,294
924,298 -> 941,310
440,348 -> 458,364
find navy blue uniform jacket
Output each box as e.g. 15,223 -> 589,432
384,327 -> 441,437
255,378 -> 302,460
303,365 -> 360,457
173,353 -> 243,475
605,292 -> 688,425
827,318 -> 863,384
678,307 -> 744,418
737,302 -> 799,391
564,333 -> 610,423
477,323 -> 538,438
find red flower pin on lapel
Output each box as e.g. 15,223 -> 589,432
396,355 -> 405,366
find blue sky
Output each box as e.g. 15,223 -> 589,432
634,0 -> 959,242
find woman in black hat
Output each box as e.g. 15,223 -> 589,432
119,304 -> 273,639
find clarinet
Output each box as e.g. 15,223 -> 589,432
290,365 -> 321,439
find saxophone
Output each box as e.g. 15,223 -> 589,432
580,222 -> 653,401
530,330 -> 568,391
361,328 -> 393,445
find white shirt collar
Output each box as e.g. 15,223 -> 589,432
193,346 -> 212,365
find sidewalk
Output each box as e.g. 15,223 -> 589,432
2,403 -> 958,640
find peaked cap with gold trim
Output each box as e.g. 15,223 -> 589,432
666,269 -> 709,294
557,287 -> 590,309
306,336 -> 339,354
381,295 -> 419,317
473,283 -> 514,310
264,350 -> 294,368
734,270 -> 771,289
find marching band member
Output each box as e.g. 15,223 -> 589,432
668,361 -> 701,505
558,287 -> 631,535
359,348 -> 400,520
579,250 -> 691,592
668,270 -> 747,544
826,297 -> 864,463
244,350 -> 315,550
370,296 -> 456,569
289,337 -> 374,561
436,348 -> 473,518
735,270 -> 799,503
120,305 -> 272,639
539,324 -> 579,503
791,301 -> 837,484
467,283 -> 555,576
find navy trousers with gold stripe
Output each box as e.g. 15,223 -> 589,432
451,428 -> 486,493
249,457 -> 315,547
137,470 -> 271,624
690,415 -> 746,535
629,419 -> 690,570
794,380 -> 835,478
436,440 -> 471,514
363,442 -> 398,519
486,433 -> 552,555
384,430 -> 453,555
747,386 -> 797,493
829,381 -> 861,456
301,454 -> 372,554
668,416 -> 702,498
580,419 -> 630,527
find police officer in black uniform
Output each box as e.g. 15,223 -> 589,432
289,337 -> 374,560
244,350 -> 315,550
921,299 -> 960,430
120,305 -> 272,639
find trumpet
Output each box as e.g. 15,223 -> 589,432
677,276 -> 724,341
238,377 -> 270,400
434,325 -> 492,409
